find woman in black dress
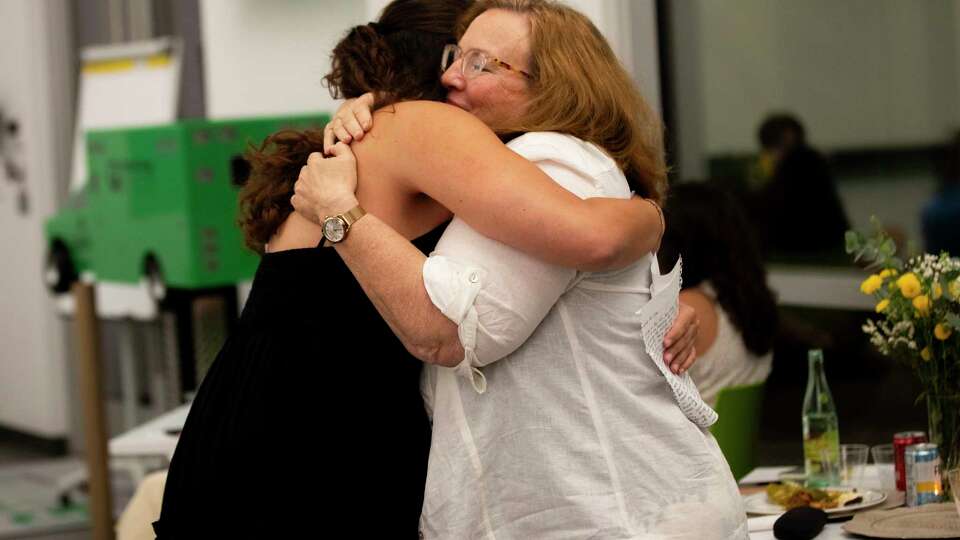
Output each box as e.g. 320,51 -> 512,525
152,1 -> 669,537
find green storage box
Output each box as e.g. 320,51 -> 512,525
44,114 -> 328,294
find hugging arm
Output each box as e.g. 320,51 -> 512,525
292,117 -> 699,372
322,100 -> 664,272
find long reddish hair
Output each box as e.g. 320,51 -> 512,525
459,0 -> 667,202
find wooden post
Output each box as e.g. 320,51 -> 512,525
73,282 -> 115,540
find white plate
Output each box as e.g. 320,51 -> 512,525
743,488 -> 887,515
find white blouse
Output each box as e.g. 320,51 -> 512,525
687,283 -> 773,408
419,133 -> 747,539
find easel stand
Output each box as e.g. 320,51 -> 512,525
72,282 -> 115,540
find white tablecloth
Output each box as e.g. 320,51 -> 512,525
746,465 -> 886,540
108,403 -> 190,461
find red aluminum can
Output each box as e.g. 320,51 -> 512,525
894,431 -> 928,491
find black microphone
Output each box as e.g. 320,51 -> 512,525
773,507 -> 828,540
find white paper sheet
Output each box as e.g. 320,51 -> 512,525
638,256 -> 718,428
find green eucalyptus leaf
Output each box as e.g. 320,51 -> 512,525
880,237 -> 897,257
946,313 -> 960,331
845,231 -> 862,254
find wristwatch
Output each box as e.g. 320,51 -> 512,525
321,205 -> 366,244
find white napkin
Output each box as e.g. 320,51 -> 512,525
747,514 -> 782,532
739,466 -> 799,485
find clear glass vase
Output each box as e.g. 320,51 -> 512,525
927,393 -> 960,499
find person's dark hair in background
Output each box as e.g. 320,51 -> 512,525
758,113 -> 805,155
923,130 -> 960,254
752,112 -> 849,258
239,0 -> 472,253
660,182 -> 778,357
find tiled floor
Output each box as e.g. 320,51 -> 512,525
0,452 -> 141,540
0,457 -> 90,539
0,399 -> 145,540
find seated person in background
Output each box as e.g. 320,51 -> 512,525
660,182 -> 779,407
750,113 -> 849,257
923,130 -> 960,255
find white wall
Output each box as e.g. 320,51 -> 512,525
668,0 -> 707,180
694,0 -> 959,154
200,0 -> 368,119
839,176 -> 936,250
565,0 -> 662,113
0,0 -> 73,437
666,0 -> 955,248
200,0 -> 663,117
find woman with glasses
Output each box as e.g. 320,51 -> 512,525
443,43 -> 532,78
294,1 -> 746,538
152,0 -> 699,538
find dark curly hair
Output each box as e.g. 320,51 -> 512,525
239,0 -> 472,253
658,182 -> 779,356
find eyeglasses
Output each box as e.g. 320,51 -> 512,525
440,44 -> 532,80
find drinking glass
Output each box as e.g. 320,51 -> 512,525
948,468 -> 960,516
871,443 -> 896,492
839,444 -> 869,488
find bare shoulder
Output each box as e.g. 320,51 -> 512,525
380,100 -> 478,121
371,100 -> 493,138
355,100 -> 507,175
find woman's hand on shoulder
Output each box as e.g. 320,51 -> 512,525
324,92 -> 376,153
291,143 -> 359,224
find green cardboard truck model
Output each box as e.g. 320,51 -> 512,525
44,114 -> 328,300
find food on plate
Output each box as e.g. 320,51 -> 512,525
765,482 -> 864,510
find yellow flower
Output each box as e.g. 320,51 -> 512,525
935,323 -> 953,341
933,283 -> 943,300
921,347 -> 932,361
897,273 -> 922,299
875,299 -> 890,313
879,269 -> 898,279
912,295 -> 931,316
949,279 -> 960,300
860,274 -> 883,295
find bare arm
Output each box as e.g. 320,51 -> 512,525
292,143 -> 698,372
319,100 -> 663,271
292,144 -> 461,365
334,213 -> 464,366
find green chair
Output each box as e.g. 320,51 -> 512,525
710,381 -> 766,481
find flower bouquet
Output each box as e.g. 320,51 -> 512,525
847,217 -> 959,495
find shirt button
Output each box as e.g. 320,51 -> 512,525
469,272 -> 479,283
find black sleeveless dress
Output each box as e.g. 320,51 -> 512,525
153,223 -> 447,539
